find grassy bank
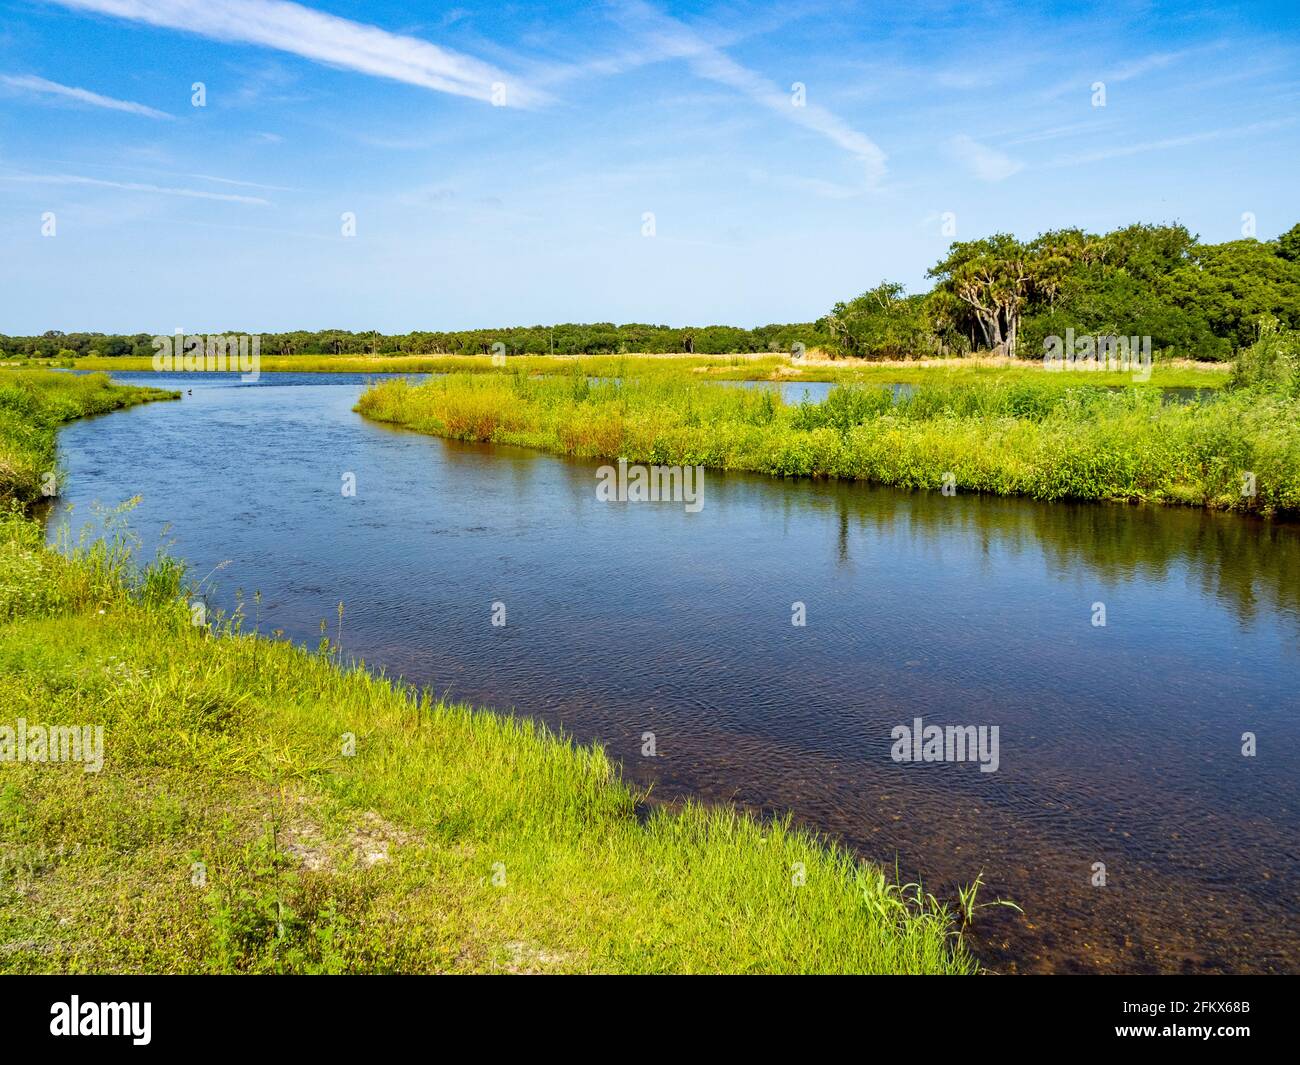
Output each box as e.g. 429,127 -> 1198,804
64,351 -> 1229,389
0,377 -> 978,974
0,370 -> 177,506
356,369 -> 1300,514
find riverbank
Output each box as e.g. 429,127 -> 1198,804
0,370 -> 178,506
60,351 -> 1230,389
356,369 -> 1300,515
0,372 -> 978,974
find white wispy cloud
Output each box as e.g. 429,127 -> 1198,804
1041,45 -> 1216,100
0,74 -> 171,118
1047,118 -> 1295,167
188,172 -> 296,191
596,0 -> 887,185
0,172 -> 270,204
11,156 -> 296,193
948,134 -> 1023,182
49,0 -> 541,106
1002,119 -> 1117,147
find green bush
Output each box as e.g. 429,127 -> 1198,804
1228,320 -> 1300,397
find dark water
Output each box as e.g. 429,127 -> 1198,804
49,372 -> 1299,974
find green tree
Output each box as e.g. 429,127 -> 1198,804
927,235 -> 1034,354
825,281 -> 929,359
1274,222 -> 1300,263
1163,239 -> 1300,349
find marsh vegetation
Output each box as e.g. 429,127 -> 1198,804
357,330 -> 1300,515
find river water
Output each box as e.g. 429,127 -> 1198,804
48,371 -> 1300,973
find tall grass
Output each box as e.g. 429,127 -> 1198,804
358,372 -> 1300,514
1228,322 -> 1300,398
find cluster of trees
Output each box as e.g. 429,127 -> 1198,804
4,222 -> 1294,364
0,322 -> 827,361
828,222 -> 1300,361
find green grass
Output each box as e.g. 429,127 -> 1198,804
68,350 -> 1229,389
0,369 -> 177,506
356,370 -> 1300,514
742,359 -> 1229,390
0,376 -> 979,975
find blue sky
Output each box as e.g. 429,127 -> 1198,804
1,0 -> 1297,334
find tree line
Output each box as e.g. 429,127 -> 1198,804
829,222 -> 1300,361
0,322 -> 825,360
5,221 -> 1296,363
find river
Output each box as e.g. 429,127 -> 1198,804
48,371 -> 1300,973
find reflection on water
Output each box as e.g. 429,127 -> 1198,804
48,372 -> 1299,974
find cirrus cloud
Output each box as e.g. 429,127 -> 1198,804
49,0 -> 543,106
948,134 -> 1023,182
0,73 -> 171,118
